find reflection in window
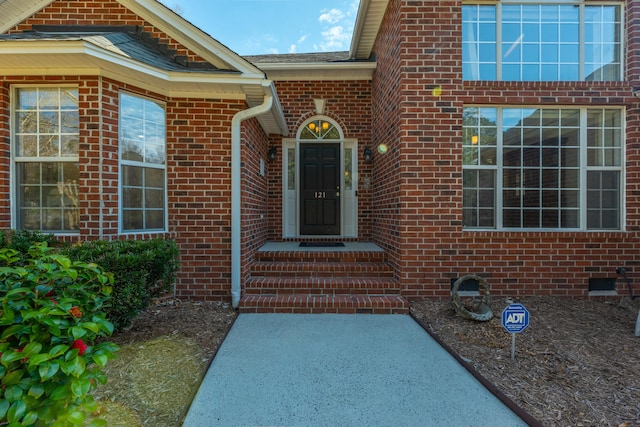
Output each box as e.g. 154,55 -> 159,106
344,148 -> 352,190
119,93 -> 166,232
14,87 -> 80,232
288,148 -> 296,190
463,107 -> 622,230
463,2 -> 622,81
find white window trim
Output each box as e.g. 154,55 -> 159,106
463,105 -> 625,232
11,85 -> 80,234
463,1 -> 625,82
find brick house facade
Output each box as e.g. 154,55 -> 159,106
0,0 -> 636,311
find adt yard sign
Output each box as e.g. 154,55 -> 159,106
502,303 -> 530,333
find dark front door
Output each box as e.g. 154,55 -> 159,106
300,143 -> 340,235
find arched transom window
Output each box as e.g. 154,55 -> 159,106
299,118 -> 342,140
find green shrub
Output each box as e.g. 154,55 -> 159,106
0,229 -> 60,256
63,239 -> 180,329
0,243 -> 119,427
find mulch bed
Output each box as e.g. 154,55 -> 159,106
410,296 -> 640,427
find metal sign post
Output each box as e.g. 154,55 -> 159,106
501,303 -> 530,360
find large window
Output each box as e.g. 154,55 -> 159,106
463,107 -> 623,230
119,93 -> 166,232
463,2 -> 623,81
14,87 -> 80,232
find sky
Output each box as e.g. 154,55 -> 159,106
159,0 -> 361,56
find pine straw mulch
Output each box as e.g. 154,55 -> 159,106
89,300 -> 237,427
410,296 -> 640,427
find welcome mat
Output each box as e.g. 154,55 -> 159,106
299,242 -> 345,248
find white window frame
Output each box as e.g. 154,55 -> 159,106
462,1 -> 625,82
462,106 -> 625,231
118,91 -> 167,234
11,85 -> 80,234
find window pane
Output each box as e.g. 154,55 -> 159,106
464,106 -> 622,230
587,171 -> 620,229
15,87 -> 79,159
462,167 -> 495,228
16,162 -> 79,232
462,5 -> 496,81
288,148 -> 296,190
344,148 -> 353,190
14,87 -> 79,233
119,93 -> 167,232
466,3 -> 622,82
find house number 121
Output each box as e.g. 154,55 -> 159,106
314,191 -> 326,199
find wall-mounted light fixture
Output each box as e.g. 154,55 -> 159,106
363,147 -> 373,163
268,147 -> 277,162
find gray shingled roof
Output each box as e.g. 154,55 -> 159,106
0,31 -> 235,73
244,51 -> 355,64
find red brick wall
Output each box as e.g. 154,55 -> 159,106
0,73 -> 252,300
267,80 -> 373,240
371,0 -> 403,277
0,0 -> 274,301
370,0 -> 640,299
166,97 -> 248,299
241,116 -> 270,282
9,0 -> 208,64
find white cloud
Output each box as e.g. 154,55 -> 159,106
313,1 -> 359,52
288,44 -> 297,53
318,25 -> 350,51
319,8 -> 344,24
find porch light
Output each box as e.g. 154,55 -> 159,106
309,123 -> 316,131
268,147 -> 277,162
363,147 -> 373,163
322,122 -> 329,130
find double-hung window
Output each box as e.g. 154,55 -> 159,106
119,92 -> 166,232
14,87 -> 80,232
463,2 -> 623,81
463,107 -> 623,230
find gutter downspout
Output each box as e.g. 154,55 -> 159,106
230,82 -> 274,308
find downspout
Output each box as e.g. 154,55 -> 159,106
230,84 -> 274,308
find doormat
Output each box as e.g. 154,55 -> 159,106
299,242 -> 345,248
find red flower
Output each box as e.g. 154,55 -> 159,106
71,339 -> 88,356
45,290 -> 55,297
69,306 -> 83,318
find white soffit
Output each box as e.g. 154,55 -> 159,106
349,0 -> 389,60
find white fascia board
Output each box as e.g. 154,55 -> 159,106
257,62 -> 377,81
117,0 -> 263,76
0,41 -> 263,99
349,0 -> 371,58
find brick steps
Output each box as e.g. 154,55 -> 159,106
239,244 -> 408,314
244,277 -> 401,295
249,261 -> 395,278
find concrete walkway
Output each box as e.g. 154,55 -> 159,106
183,314 -> 530,426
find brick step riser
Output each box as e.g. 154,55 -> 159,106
246,277 -> 400,290
255,253 -> 387,264
249,270 -> 395,279
244,288 -> 402,296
